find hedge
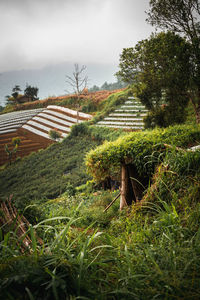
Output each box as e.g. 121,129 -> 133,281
85,124 -> 200,182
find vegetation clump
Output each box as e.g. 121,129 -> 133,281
4,137 -> 21,165
86,124 -> 200,182
48,129 -> 62,141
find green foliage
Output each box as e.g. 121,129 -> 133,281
1,182 -> 200,299
147,0 -> 200,123
0,137 -> 96,215
48,129 -> 62,141
86,124 -> 200,182
1,103 -> 18,114
147,0 -> 200,38
143,149 -> 200,223
116,32 -> 191,127
116,47 -> 138,84
12,137 -> 21,146
144,104 -> 188,128
11,85 -> 22,101
81,98 -> 98,113
4,137 -> 21,165
90,88 -> 132,124
0,213 -> 109,299
24,84 -> 39,101
185,100 -> 198,125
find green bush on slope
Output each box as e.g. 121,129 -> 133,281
86,124 -> 200,182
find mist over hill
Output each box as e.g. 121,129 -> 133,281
0,62 -> 117,106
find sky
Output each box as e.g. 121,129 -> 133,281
0,0 -> 153,73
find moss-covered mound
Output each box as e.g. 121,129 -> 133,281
86,124 -> 200,182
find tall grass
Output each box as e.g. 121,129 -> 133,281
1,188 -> 200,299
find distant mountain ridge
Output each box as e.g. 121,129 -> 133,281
0,62 -> 117,106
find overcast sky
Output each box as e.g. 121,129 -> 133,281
0,0 -> 153,72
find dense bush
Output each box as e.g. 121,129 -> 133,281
144,148 -> 200,209
144,104 -> 188,129
86,124 -> 200,182
48,129 -> 62,141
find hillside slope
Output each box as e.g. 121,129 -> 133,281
0,124 -> 125,215
1,122 -> 200,300
2,89 -> 124,114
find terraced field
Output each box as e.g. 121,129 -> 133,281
96,97 -> 148,130
0,109 -> 44,135
0,106 -> 92,165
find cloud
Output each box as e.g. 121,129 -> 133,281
0,43 -> 29,71
0,0 -> 153,72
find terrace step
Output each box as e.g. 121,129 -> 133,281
96,97 -> 148,130
31,117 -> 71,133
0,108 -> 44,120
104,117 -> 144,122
109,113 -> 147,117
22,124 -> 53,140
0,123 -> 22,130
42,110 -> 81,124
48,105 -> 92,121
0,128 -> 18,134
36,113 -> 74,127
98,121 -> 143,126
96,124 -> 144,130
115,109 -> 148,112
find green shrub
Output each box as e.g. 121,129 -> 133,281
144,105 -> 187,129
81,99 -> 98,113
86,124 -> 200,182
48,129 -> 62,141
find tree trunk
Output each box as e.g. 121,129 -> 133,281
120,164 -> 145,210
120,164 -> 135,209
120,164 -> 128,210
127,164 -> 144,202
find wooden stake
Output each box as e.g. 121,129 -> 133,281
120,164 -> 128,210
103,193 -> 121,212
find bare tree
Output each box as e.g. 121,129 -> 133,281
66,63 -> 88,122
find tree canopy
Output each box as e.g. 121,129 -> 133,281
11,85 -> 22,102
146,0 -> 200,122
24,84 -> 39,101
6,84 -> 39,105
147,0 -> 200,39
116,31 -> 191,127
